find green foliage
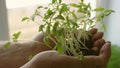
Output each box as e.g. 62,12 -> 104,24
78,52 -> 84,60
52,0 -> 57,4
21,17 -> 30,22
12,31 -> 21,42
95,7 -> 114,31
107,45 -> 120,68
56,42 -> 63,54
28,55 -> 34,61
4,32 -> 21,48
39,25 -> 45,32
4,42 -> 11,48
94,7 -> 105,11
23,0 -> 114,59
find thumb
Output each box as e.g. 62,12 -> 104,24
99,41 -> 111,62
33,32 -> 44,42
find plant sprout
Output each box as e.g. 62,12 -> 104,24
4,31 -> 21,48
22,0 -> 114,59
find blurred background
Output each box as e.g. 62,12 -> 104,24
0,0 -> 120,67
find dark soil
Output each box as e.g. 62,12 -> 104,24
65,31 -> 98,56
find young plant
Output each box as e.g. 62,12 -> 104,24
4,31 -> 21,48
22,0 -> 114,59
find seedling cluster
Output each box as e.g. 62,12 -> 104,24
22,0 -> 114,59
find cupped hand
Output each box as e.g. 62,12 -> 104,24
21,28 -> 111,68
21,41 -> 111,68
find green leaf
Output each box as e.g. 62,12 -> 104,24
28,55 -> 34,61
66,16 -> 70,26
89,19 -> 93,25
44,7 -> 48,9
104,9 -> 115,16
13,31 -> 21,42
46,24 -> 51,34
70,3 -> 80,8
81,0 -> 84,2
79,52 -> 84,60
59,0 -> 62,3
37,5 -> 43,9
54,15 -> 65,20
39,25 -> 45,32
44,9 -> 55,19
69,19 -> 78,27
52,0 -> 56,3
94,7 -> 105,11
31,14 -> 36,21
71,11 -> 77,19
60,4 -> 68,14
4,42 -> 11,48
57,28 -> 64,36
90,25 -> 95,28
52,22 -> 59,34
101,23 -> 106,31
21,17 -> 29,22
96,14 -> 104,21
56,42 -> 63,54
87,3 -> 91,10
44,15 -> 49,19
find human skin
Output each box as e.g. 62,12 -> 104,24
0,34 -> 53,68
0,28 -> 106,68
21,41 -> 111,68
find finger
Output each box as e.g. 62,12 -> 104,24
89,28 -> 97,35
91,47 -> 99,55
93,39 -> 105,49
84,55 -> 105,68
33,32 -> 44,42
34,33 -> 56,48
99,42 -> 111,62
91,39 -> 105,55
92,32 -> 104,42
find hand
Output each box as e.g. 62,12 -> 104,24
20,42 -> 111,68
21,28 -> 111,68
32,32 -> 56,50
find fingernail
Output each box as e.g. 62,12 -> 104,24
106,41 -> 111,44
106,41 -> 111,46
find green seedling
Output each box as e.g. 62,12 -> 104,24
22,0 -> 114,59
